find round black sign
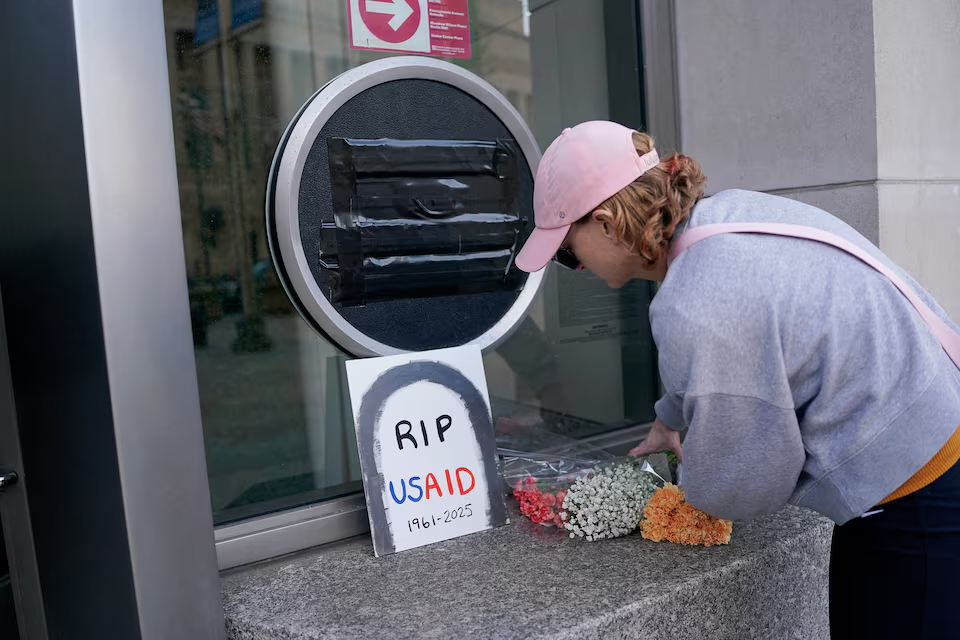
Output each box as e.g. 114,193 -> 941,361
267,57 -> 544,357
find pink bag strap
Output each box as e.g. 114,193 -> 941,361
669,222 -> 960,370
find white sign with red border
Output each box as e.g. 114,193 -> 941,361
348,0 -> 471,59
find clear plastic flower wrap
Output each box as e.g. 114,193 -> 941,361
498,421 -> 733,545
500,445 -> 616,528
497,422 -> 668,537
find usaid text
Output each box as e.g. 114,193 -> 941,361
388,413 -> 477,505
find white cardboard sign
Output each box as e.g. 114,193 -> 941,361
346,346 -> 507,556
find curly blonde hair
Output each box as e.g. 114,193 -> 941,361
597,132 -> 706,268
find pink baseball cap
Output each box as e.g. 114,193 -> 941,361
515,121 -> 660,273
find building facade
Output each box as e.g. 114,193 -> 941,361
1,0 -> 957,637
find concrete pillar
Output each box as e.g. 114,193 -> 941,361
657,0 -> 959,322
665,0 -> 880,241
873,0 -> 960,319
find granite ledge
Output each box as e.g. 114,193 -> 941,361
221,506 -> 832,640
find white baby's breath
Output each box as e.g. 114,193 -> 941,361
562,460 -> 659,541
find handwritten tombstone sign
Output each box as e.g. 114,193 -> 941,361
346,346 -> 507,556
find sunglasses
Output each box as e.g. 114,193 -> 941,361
553,247 -> 583,271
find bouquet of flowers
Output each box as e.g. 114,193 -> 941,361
501,424 -> 732,545
510,457 -> 662,536
512,477 -> 569,528
640,483 -> 733,546
560,458 -> 661,540
500,422 -> 619,529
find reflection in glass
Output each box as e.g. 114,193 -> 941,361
162,0 -> 657,527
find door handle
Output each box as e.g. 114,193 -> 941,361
0,470 -> 17,490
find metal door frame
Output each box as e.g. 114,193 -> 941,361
0,286 -> 47,640
0,1 -> 224,637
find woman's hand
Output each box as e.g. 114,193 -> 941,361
629,417 -> 682,461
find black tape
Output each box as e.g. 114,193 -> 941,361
325,138 -> 525,307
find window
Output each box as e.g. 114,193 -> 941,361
161,0 -> 655,566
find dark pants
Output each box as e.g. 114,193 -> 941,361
830,458 -> 960,639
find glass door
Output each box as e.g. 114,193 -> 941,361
162,0 -> 656,531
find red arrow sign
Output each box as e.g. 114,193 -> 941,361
348,0 -> 471,59
359,0 -> 419,43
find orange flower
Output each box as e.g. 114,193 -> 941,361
639,484 -> 732,546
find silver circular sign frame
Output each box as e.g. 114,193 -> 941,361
268,56 -> 546,357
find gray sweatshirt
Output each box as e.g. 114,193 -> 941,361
653,189 -> 960,525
